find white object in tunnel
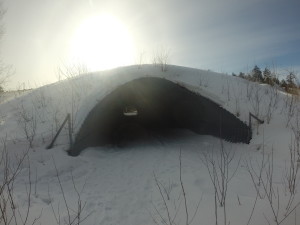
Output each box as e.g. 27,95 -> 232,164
123,106 -> 138,116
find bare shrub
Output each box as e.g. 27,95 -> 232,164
264,85 -> 279,124
152,46 -> 170,72
0,64 -> 13,93
52,107 -> 63,134
17,102 -> 37,148
0,138 -> 41,225
136,50 -> 146,69
32,88 -> 48,110
246,145 -> 300,225
0,4 -> 14,93
283,136 -> 300,213
48,158 -> 92,225
283,94 -> 298,128
226,79 -> 231,102
56,62 -> 88,81
245,143 -> 272,200
156,178 -> 176,201
150,150 -> 201,225
246,81 -> 254,101
56,63 -> 89,134
221,77 -> 231,102
201,140 -> 240,225
250,84 -> 263,118
291,110 -> 300,157
198,73 -> 208,88
232,82 -> 242,117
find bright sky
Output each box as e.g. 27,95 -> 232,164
1,0 -> 300,89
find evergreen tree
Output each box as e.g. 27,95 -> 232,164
251,65 -> 263,82
263,67 -> 272,84
238,72 -> 245,78
286,71 -> 297,88
280,79 -> 288,91
273,77 -> 280,85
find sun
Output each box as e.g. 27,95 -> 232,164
70,14 -> 135,71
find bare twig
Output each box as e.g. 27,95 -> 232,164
0,137 -> 41,225
50,157 -> 92,225
151,149 -> 201,225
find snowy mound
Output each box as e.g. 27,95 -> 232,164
0,64 -> 299,225
0,65 -> 259,143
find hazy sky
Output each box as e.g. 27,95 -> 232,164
1,0 -> 300,89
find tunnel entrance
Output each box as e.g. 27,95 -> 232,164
68,77 -> 251,156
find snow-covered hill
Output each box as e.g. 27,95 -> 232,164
0,65 -> 299,225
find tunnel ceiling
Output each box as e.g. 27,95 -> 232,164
68,77 -> 251,156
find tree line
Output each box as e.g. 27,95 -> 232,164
232,65 -> 299,94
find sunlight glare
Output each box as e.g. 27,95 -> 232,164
70,14 -> 135,71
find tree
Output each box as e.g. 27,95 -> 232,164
280,79 -> 288,91
263,67 -> 272,85
251,65 -> 263,82
0,3 -> 12,92
286,71 -> 297,89
238,72 -> 245,78
273,77 -> 280,86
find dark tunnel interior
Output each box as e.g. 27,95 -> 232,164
68,77 -> 251,156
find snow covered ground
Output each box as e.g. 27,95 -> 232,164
0,64 -> 300,225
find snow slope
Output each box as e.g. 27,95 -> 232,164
0,64 -> 299,225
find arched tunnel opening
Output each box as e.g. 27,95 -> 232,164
68,77 -> 252,156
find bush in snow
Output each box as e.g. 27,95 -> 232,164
0,138 -> 41,225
